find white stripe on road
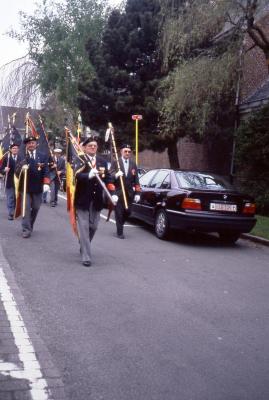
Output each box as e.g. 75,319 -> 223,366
0,265 -> 51,400
58,193 -> 140,227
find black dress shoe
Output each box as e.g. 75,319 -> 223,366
8,215 -> 14,220
22,231 -> 31,238
82,261 -> 92,267
51,202 -> 56,207
117,233 -> 125,239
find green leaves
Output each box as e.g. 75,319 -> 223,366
236,104 -> 269,214
16,0 -> 107,107
78,0 -> 162,146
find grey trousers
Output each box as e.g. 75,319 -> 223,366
21,193 -> 42,233
50,179 -> 59,203
76,204 -> 101,262
6,187 -> 16,216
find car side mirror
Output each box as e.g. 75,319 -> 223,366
161,182 -> 170,189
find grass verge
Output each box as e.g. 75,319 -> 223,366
250,215 -> 269,240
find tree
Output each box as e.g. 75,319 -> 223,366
78,0 -> 162,149
0,56 -> 40,108
235,103 -> 269,214
226,0 -> 269,69
156,0 -> 240,168
7,0 -> 107,109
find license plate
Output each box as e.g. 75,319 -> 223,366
210,203 -> 237,212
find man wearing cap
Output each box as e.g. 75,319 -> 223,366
110,144 -> 141,239
74,136 -> 116,266
15,136 -> 50,238
0,143 -> 21,220
49,148 -> 65,207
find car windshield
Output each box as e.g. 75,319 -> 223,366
175,172 -> 234,191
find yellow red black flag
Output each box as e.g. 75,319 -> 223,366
65,128 -> 84,235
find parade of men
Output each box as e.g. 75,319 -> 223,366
0,143 -> 21,220
74,135 -> 116,266
15,135 -> 50,238
110,143 -> 141,239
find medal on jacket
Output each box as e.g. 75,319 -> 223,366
37,162 -> 44,171
99,167 -> 105,178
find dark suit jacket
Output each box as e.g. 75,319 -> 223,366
16,151 -> 50,194
74,155 -> 114,211
110,158 -> 141,201
0,153 -> 22,189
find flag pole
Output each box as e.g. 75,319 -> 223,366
4,115 -> 11,192
107,122 -> 128,209
22,114 -> 29,218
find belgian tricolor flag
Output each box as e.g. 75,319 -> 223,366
65,128 -> 84,235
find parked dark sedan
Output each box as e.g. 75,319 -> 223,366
131,169 -> 256,243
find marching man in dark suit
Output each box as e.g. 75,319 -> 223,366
15,136 -> 50,238
0,143 -> 21,220
49,148 -> 65,207
110,144 -> 141,239
74,136 -> 116,267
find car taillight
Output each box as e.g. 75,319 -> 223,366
182,198 -> 202,210
243,202 -> 256,215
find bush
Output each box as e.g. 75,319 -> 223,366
235,104 -> 269,215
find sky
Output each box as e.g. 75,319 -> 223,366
0,0 -> 122,68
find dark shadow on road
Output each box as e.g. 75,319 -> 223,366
128,217 -> 244,249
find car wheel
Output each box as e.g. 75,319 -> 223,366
218,231 -> 241,244
155,209 -> 169,239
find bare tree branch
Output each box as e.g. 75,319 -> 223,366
0,55 -> 41,107
252,23 -> 269,46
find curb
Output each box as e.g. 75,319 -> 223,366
241,233 -> 269,246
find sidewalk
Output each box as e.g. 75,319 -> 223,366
0,244 -> 66,400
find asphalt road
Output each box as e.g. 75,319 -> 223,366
0,194 -> 269,400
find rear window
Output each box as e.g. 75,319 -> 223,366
175,172 -> 234,191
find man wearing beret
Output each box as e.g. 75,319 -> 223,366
110,144 -> 141,239
0,143 -> 21,220
49,148 -> 65,207
74,136 -> 116,267
15,136 -> 50,238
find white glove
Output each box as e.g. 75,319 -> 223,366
111,195 -> 119,205
88,168 -> 99,179
115,170 -> 124,179
134,194 -> 141,203
43,184 -> 50,193
22,164 -> 29,171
